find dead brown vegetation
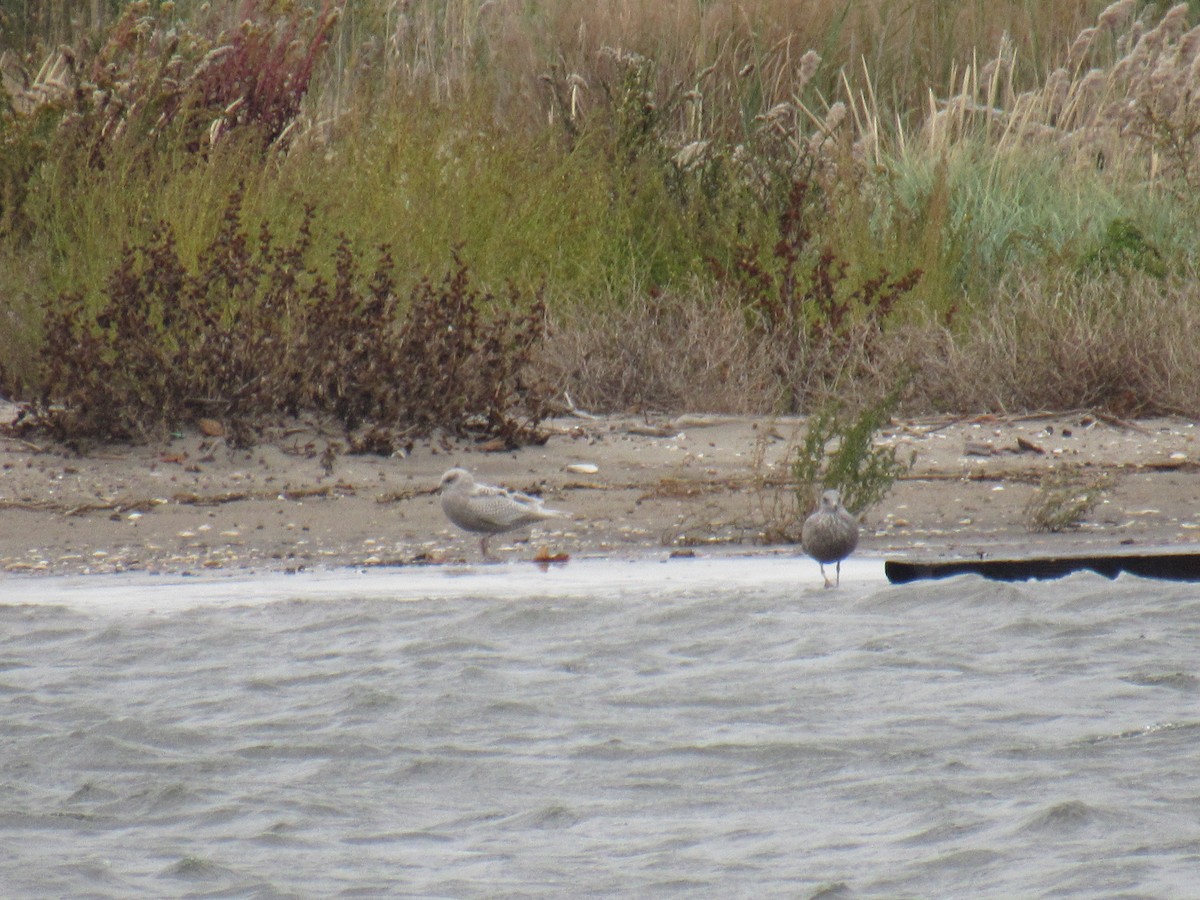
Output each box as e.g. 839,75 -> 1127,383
547,268 -> 1200,421
892,271 -> 1200,418
1,0 -> 340,158
543,290 -> 775,414
15,188 -> 552,447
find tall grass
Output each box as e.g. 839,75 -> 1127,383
326,0 -> 1115,137
3,0 -> 1200,431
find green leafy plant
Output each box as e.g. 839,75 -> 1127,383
0,85 -> 60,242
791,387 -> 914,519
753,387 -> 913,544
1082,218 -> 1165,278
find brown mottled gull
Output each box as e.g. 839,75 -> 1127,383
438,468 -> 567,558
801,488 -> 859,588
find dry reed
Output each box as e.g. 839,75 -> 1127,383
913,1 -> 1200,186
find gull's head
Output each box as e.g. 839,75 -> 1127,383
439,468 -> 473,493
820,489 -> 842,512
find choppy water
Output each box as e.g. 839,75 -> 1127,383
2,557 -> 1199,898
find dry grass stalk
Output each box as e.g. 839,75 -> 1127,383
0,50 -> 74,115
3,1 -> 341,156
541,269 -> 931,417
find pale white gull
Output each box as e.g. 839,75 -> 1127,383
438,467 -> 568,558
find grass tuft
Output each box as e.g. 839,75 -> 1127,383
1024,469 -> 1114,533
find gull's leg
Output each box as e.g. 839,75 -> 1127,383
480,535 -> 491,560
821,562 -> 835,590
835,560 -> 841,587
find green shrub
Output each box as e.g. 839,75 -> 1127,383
752,387 -> 913,544
1082,218 -> 1166,278
790,388 -> 914,519
0,88 -> 59,242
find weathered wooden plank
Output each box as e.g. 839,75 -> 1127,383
884,548 -> 1200,583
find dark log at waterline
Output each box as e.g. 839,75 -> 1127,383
885,548 -> 1200,584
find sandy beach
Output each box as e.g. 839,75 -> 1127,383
2,408 -> 1200,578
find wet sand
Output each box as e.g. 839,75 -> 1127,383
2,410 -> 1199,576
